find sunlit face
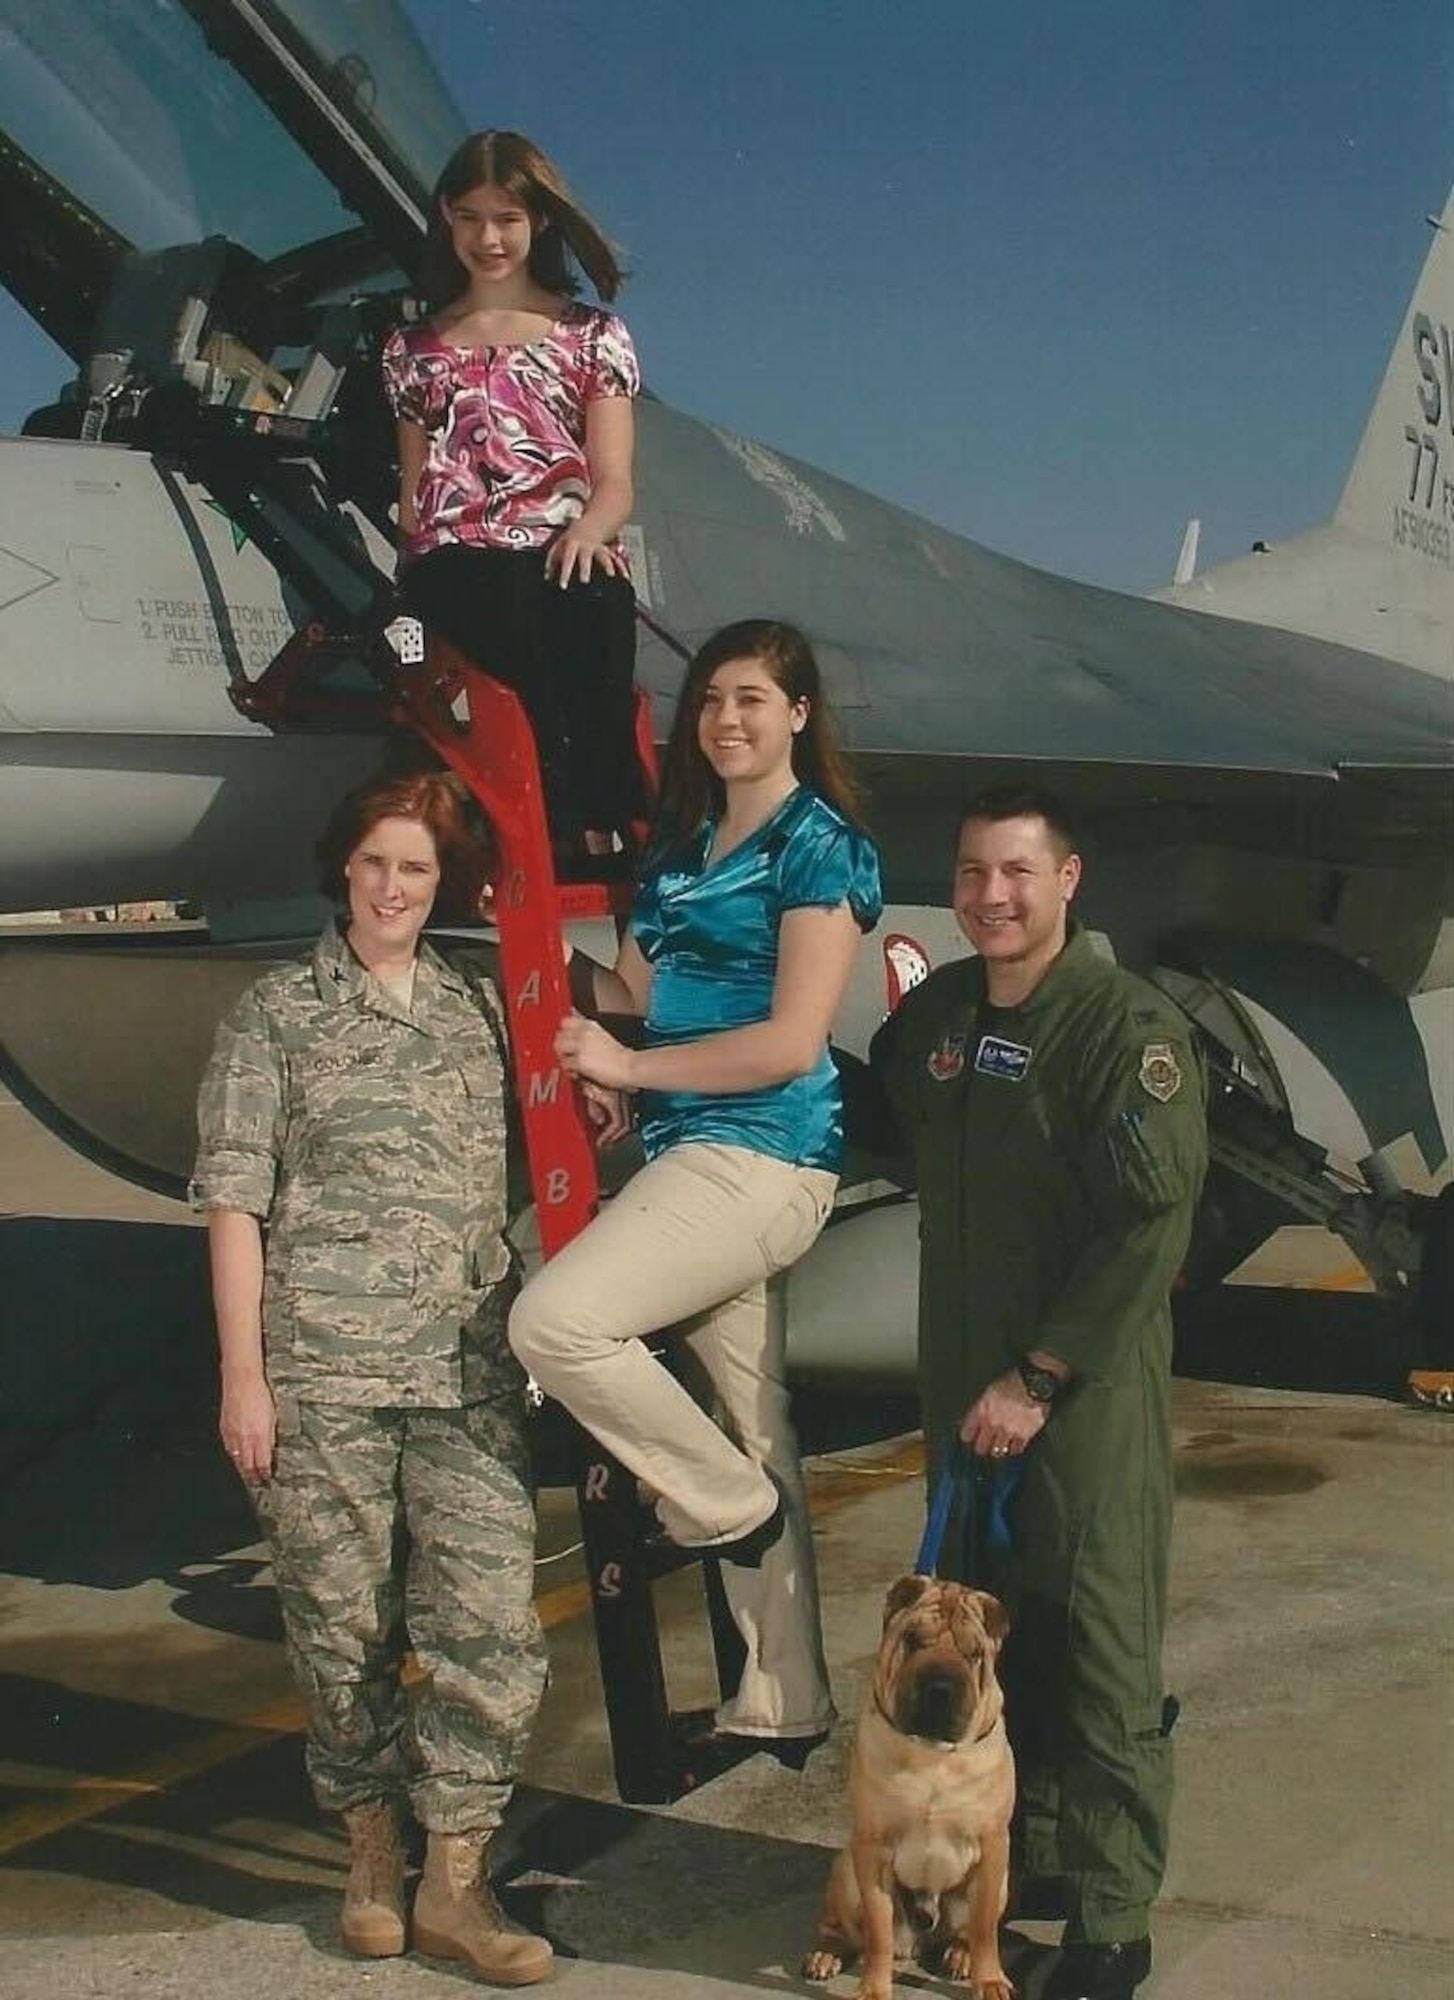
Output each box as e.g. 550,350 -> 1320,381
953,814 -> 1081,974
344,815 -> 441,963
442,180 -> 535,286
696,656 -> 808,787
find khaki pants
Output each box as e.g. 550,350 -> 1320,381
509,1141 -> 837,1736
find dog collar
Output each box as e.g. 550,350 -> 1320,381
873,1692 -> 1003,1748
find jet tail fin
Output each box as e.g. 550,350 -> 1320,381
1335,189 -> 1454,540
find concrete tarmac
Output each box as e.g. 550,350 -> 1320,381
1,1085 -> 1451,1998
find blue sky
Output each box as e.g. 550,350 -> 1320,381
3,0 -> 1450,592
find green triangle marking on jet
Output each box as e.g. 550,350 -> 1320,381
202,499 -> 251,552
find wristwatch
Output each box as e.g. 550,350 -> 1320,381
1016,1357 -> 1062,1405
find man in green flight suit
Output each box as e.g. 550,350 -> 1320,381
870,788 -> 1207,2000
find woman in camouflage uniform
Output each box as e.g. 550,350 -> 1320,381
192,771 -> 551,1985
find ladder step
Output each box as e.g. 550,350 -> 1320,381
668,1710 -> 765,1792
554,879 -> 635,921
482,881 -> 630,923
585,1495 -> 714,1585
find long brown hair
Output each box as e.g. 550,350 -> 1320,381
654,619 -> 866,849
317,771 -> 496,923
421,129 -> 625,309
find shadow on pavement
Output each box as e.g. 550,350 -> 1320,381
0,1728 -> 1059,1994
0,1216 -> 215,1492
1172,1284 -> 1416,1399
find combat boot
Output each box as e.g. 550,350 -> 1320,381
1046,1936 -> 1152,2000
340,1800 -> 407,1958
413,1828 -> 554,1985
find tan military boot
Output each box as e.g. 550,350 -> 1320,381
340,1801 -> 407,1957
413,1828 -> 553,1985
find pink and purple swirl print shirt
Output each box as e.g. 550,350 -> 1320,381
382,302 -> 639,560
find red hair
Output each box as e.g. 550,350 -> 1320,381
317,771 -> 495,921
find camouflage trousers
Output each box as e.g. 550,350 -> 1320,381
253,1396 -> 547,1832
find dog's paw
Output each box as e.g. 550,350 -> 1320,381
939,1940 -> 1013,1996
801,1948 -> 844,1982
940,1940 -> 973,1982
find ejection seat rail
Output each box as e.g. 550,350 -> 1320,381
236,615 -> 756,1802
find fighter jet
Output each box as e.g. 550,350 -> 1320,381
0,0 -> 1450,1377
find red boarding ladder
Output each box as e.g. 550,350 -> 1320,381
238,616 -> 751,1801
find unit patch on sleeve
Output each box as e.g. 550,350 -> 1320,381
1138,1041 -> 1183,1102
927,1032 -> 967,1082
974,1034 -> 1033,1082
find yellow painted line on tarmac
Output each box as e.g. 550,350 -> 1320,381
0,1698 -> 305,1857
0,1438 -> 923,1860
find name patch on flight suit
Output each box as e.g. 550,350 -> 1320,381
927,1032 -> 967,1081
974,1034 -> 1033,1082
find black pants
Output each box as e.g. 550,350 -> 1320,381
399,543 -> 639,839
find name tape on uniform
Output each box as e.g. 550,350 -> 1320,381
974,1034 -> 1033,1082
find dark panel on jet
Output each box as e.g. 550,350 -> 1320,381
0,129 -> 129,364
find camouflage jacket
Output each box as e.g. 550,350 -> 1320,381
191,923 -> 524,1409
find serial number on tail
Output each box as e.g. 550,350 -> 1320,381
1391,502 -> 1453,567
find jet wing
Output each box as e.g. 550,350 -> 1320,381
631,400 -> 1454,866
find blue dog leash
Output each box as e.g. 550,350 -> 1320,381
916,1440 -> 1023,1577
914,1449 -> 961,1574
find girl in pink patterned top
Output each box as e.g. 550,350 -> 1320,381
383,131 -> 641,859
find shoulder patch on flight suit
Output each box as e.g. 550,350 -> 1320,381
975,1034 -> 1033,1082
1138,1041 -> 1183,1102
927,1032 -> 967,1081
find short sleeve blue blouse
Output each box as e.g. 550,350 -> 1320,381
630,787 -> 883,1170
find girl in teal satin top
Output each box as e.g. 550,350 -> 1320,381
510,619 -> 882,1748
552,618 -> 882,1115
628,779 -> 881,1167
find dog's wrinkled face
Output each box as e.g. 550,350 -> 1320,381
874,1575 -> 1009,1745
